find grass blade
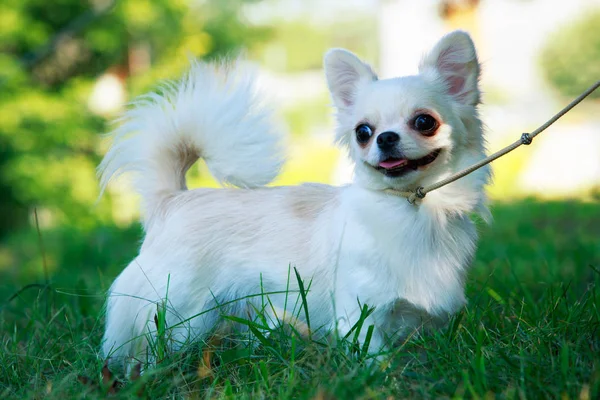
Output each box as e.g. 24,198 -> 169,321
293,267 -> 311,337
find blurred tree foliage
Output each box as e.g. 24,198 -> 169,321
0,0 -> 267,237
540,9 -> 600,99
252,19 -> 378,73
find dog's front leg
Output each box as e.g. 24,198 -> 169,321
334,294 -> 387,356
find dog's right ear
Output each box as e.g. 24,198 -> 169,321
324,49 -> 377,111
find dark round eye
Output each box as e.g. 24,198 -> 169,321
413,114 -> 438,135
355,124 -> 373,144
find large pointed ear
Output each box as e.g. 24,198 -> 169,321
419,31 -> 481,106
324,49 -> 377,110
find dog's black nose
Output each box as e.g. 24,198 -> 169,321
376,131 -> 400,151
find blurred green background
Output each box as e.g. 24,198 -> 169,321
1,0 -> 599,302
0,1 -> 599,397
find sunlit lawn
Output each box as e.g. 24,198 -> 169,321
1,199 -> 599,398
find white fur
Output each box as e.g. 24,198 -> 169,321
98,60 -> 285,229
99,30 -> 490,369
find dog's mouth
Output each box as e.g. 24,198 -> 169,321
374,149 -> 442,177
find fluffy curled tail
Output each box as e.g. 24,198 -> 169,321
98,60 -> 284,228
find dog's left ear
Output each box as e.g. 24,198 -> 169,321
324,49 -> 377,111
419,31 -> 481,106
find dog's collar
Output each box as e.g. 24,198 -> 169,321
382,188 -> 412,197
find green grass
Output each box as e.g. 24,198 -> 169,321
1,199 -> 599,398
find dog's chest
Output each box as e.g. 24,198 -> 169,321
336,203 -> 476,316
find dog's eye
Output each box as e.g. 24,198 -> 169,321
355,124 -> 373,144
413,114 -> 438,135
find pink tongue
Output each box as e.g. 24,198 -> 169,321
379,158 -> 408,169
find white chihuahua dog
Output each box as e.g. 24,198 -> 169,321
99,30 -> 490,368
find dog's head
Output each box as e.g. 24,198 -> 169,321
324,31 -> 484,191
